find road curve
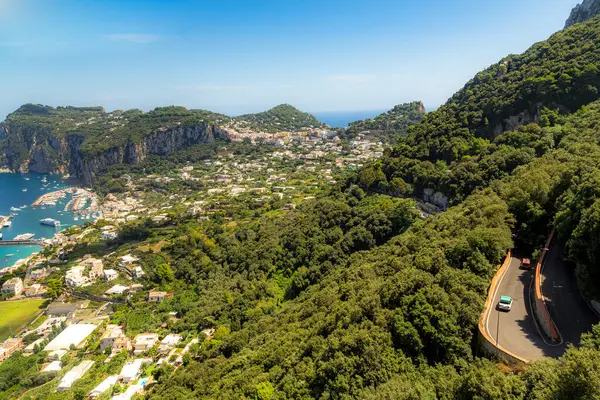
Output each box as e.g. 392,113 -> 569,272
486,256 -> 563,360
541,243 -> 598,348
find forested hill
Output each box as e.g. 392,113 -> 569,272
235,104 -> 327,132
565,0 -> 600,27
362,14 -> 600,206
147,9 -> 600,399
344,101 -> 426,142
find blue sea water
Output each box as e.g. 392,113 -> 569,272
0,173 -> 86,270
311,109 -> 386,128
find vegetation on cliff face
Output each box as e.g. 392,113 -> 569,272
0,103 -> 326,177
139,14 -> 600,399
0,105 -> 222,175
235,104 -> 327,132
356,16 -> 600,206
343,101 -> 426,142
6,8 -> 600,400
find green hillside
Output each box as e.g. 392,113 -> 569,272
145,14 -> 600,400
365,16 -> 600,204
345,101 -> 426,142
235,104 -> 327,132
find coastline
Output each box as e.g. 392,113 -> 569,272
0,173 -> 99,271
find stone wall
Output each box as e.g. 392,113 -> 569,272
530,229 -> 561,343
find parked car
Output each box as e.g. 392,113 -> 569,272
520,258 -> 531,269
498,295 -> 513,311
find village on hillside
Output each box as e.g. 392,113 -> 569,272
0,128 -> 445,398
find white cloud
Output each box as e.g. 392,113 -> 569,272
104,34 -> 159,44
324,74 -> 376,84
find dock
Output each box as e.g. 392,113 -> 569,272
0,240 -> 45,247
0,215 -> 12,232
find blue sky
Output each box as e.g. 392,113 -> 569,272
0,0 -> 578,119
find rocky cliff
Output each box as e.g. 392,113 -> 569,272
0,119 -> 222,184
565,0 -> 600,28
71,123 -> 223,184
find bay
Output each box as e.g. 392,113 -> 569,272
0,173 -> 88,270
311,109 -> 386,128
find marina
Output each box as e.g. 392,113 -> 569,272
0,173 -> 100,270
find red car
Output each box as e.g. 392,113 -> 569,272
520,258 -> 531,269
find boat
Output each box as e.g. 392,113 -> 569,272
22,189 -> 27,192
13,233 -> 35,241
10,207 -> 20,212
3,221 -> 11,228
25,178 -> 30,181
40,218 -> 60,227
5,254 -> 13,257
41,177 -> 47,183
0,233 -> 2,240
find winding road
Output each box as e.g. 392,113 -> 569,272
485,247 -> 598,361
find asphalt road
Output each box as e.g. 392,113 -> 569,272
486,257 -> 558,360
486,249 -> 599,361
542,243 -> 598,347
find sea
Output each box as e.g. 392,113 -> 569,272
311,110 -> 387,128
0,173 -> 86,270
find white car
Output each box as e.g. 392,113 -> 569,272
498,295 -> 513,311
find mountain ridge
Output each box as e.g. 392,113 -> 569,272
0,103 -> 326,183
234,103 -> 327,132
343,101 -> 426,142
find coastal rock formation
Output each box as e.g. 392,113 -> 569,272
70,123 -> 221,184
0,103 -> 327,183
565,0 -> 600,28
0,116 -> 221,184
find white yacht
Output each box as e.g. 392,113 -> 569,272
13,233 -> 35,241
40,218 -> 60,227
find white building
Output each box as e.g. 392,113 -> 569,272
90,375 -> 118,398
44,324 -> 98,351
100,325 -> 125,352
101,231 -> 118,241
84,258 -> 104,278
104,269 -> 118,281
105,284 -> 129,295
65,266 -> 87,287
133,333 -> 159,356
41,360 -> 62,372
158,334 -> 181,354
57,360 -> 94,392
120,255 -> 138,267
2,277 -> 23,296
119,358 -> 152,383
132,266 -> 145,278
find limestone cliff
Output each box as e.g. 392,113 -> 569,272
565,0 -> 600,28
0,119 -> 222,184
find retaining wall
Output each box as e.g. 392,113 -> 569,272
478,250 -> 528,365
530,229 -> 561,343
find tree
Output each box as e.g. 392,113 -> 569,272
46,279 -> 63,298
156,263 -> 175,283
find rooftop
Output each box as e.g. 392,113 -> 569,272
44,324 -> 97,351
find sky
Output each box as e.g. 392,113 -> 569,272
0,0 -> 579,119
